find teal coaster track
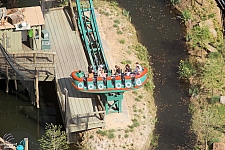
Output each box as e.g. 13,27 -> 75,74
75,0 -> 109,73
71,0 -> 148,114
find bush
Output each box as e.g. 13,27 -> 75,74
209,96 -> 220,104
117,30 -> 123,34
170,0 -> 180,5
178,59 -> 196,80
114,19 -> 120,24
182,9 -> 191,22
119,39 -> 125,44
189,86 -> 199,97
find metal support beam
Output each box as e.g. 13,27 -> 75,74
100,92 -> 123,114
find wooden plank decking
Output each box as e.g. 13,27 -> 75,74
44,7 -> 105,134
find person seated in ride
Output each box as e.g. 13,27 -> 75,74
98,64 -> 104,72
124,64 -> 132,76
76,70 -> 84,78
114,65 -> 121,76
88,64 -> 94,78
135,62 -> 142,71
98,69 -> 107,78
134,65 -> 142,75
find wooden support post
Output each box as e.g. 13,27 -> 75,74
68,0 -> 78,32
24,138 -> 28,150
12,54 -> 17,91
33,53 -> 36,63
3,33 -> 6,49
53,54 -> 55,64
5,65 -> 9,93
14,77 -> 17,91
64,88 -> 68,126
35,69 -> 39,108
37,109 -> 40,137
31,82 -> 35,105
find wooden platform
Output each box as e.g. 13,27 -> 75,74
44,7 -> 105,135
0,50 -> 56,81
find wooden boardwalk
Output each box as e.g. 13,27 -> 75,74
44,7 -> 105,139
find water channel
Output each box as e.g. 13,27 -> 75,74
0,80 -> 63,150
0,0 -> 196,149
116,0 -> 196,149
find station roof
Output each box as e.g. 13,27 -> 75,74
0,6 -> 44,30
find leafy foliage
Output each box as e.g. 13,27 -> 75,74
181,9 -> 192,22
188,26 -> 212,49
202,52 -> 224,96
178,59 -> 196,80
209,96 -> 220,104
170,0 -> 181,5
38,123 -> 69,150
189,85 -> 199,97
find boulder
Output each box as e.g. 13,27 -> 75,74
213,142 -> 225,150
199,19 -> 217,38
220,96 -> 225,105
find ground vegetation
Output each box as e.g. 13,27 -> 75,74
173,0 -> 225,149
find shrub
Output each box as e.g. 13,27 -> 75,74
117,30 -> 123,34
122,9 -> 130,18
178,59 -> 196,80
209,96 -> 220,104
119,39 -> 125,44
170,0 -> 180,5
182,9 -> 191,22
96,129 -> 107,136
108,133 -> 115,139
121,60 -> 132,64
189,86 -> 199,97
113,24 -> 119,28
114,19 -> 120,24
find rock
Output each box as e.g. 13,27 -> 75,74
213,142 -> 225,150
199,19 -> 217,37
199,19 -> 214,29
209,28 -> 217,38
206,44 -> 217,52
220,96 -> 225,105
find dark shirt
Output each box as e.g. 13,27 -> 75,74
125,67 -> 131,72
115,68 -> 121,74
88,66 -> 94,74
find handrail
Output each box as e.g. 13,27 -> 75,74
9,51 -> 56,55
1,52 -> 56,64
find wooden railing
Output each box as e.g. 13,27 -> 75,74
0,51 -> 56,67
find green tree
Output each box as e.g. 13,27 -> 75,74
38,123 -> 69,150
